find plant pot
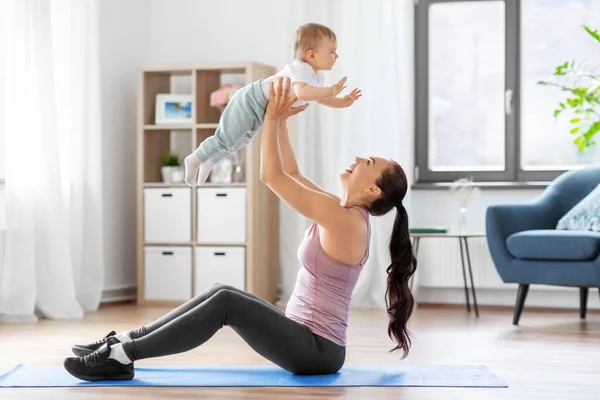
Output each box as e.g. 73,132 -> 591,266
171,168 -> 184,183
161,166 -> 176,183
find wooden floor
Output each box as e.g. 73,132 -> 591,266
1,302 -> 599,399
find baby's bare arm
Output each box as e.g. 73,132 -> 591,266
293,76 -> 347,101
317,96 -> 344,108
293,82 -> 334,101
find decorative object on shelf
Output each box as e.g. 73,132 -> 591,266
209,156 -> 234,184
538,25 -> 600,151
171,168 -> 184,183
231,151 -> 245,183
210,83 -> 243,113
161,151 -> 181,183
155,94 -> 193,125
450,176 -> 481,233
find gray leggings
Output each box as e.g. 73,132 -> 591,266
122,284 -> 345,375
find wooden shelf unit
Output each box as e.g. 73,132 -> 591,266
143,124 -> 194,130
137,62 -> 278,306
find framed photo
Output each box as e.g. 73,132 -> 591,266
155,94 -> 193,124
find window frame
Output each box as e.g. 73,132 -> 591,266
415,0 -> 569,184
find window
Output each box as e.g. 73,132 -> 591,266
415,0 -> 600,183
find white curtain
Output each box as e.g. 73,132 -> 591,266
279,0 -> 415,309
0,0 -> 104,321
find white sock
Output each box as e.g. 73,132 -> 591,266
196,160 -> 214,186
184,153 -> 202,186
108,343 -> 133,365
114,331 -> 132,343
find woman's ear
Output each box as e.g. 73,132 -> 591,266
364,186 -> 381,200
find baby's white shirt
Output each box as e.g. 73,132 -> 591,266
260,60 -> 325,107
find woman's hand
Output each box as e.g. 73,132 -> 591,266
265,77 -> 308,120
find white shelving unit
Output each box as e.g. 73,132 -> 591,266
137,62 -> 278,306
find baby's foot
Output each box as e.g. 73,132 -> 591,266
184,154 -> 201,186
196,160 -> 214,185
185,154 -> 214,186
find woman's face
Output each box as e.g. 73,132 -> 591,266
340,156 -> 392,205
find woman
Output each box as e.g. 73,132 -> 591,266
63,77 -> 417,382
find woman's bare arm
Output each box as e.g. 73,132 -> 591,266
260,78 -> 349,228
277,118 -> 341,203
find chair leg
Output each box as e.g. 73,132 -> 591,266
513,284 -> 529,325
580,287 -> 589,319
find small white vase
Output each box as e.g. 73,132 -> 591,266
458,205 -> 468,233
161,166 -> 174,183
457,197 -> 469,233
209,158 -> 233,183
171,168 -> 184,183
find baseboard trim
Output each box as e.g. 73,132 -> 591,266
102,285 -> 137,303
416,286 -> 600,310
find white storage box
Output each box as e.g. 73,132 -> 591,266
194,246 -> 245,296
144,188 -> 191,243
197,187 -> 246,243
144,246 -> 192,301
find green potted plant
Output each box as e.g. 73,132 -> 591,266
538,25 -> 600,151
161,151 -> 181,183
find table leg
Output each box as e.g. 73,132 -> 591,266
463,237 -> 479,318
458,238 -> 471,313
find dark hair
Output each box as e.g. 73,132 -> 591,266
366,161 -> 416,359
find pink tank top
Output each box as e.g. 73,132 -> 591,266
285,206 -> 371,346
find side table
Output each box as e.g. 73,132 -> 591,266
409,233 -> 485,317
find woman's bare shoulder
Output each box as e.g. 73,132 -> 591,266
321,205 -> 367,234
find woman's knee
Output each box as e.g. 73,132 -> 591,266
212,288 -> 242,304
192,283 -> 238,302
211,283 -> 236,293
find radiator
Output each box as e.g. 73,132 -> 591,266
414,237 -> 576,294
415,237 -> 505,289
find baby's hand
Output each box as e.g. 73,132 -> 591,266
341,88 -> 362,107
329,76 -> 347,97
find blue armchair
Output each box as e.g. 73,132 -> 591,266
486,166 -> 600,324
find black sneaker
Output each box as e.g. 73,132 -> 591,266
72,330 -> 117,357
63,337 -> 134,382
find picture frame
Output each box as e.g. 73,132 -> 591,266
155,94 -> 193,124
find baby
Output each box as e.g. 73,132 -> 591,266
184,22 -> 362,186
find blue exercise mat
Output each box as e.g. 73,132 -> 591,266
0,364 -> 507,388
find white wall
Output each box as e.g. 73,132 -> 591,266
97,0 -> 291,298
98,0 -> 148,298
0,185 -> 4,230
411,188 -> 600,310
411,188 -> 543,244
144,0 -> 291,66
410,189 -> 543,292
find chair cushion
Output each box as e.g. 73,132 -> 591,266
557,184 -> 600,232
506,230 -> 600,261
